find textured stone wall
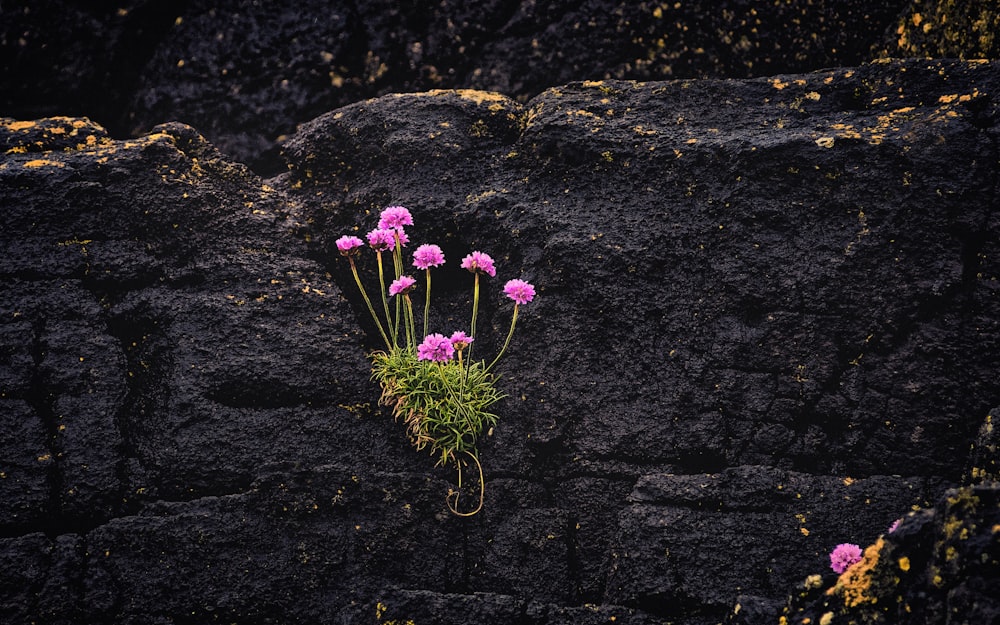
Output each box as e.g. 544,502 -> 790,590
2,58 -> 998,624
2,0 -> 913,173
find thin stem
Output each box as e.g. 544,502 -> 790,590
422,268 -> 432,340
376,250 -> 397,347
349,258 -> 392,349
392,231 -> 404,279
446,451 -> 485,517
402,294 -> 416,351
392,234 -> 404,344
486,304 -> 518,372
466,273 -> 480,366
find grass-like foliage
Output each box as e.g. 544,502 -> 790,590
371,352 -> 502,467
337,206 -> 535,515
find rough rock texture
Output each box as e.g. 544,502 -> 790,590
0,0 -> 916,173
2,58 -> 1000,624
876,0 -> 1000,62
778,482 -> 1000,625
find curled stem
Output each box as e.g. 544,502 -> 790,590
447,451 -> 485,517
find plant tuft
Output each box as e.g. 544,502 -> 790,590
339,205 -> 535,515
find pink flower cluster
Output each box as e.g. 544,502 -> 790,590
389,276 -> 416,296
336,235 -> 364,255
366,228 -> 395,251
378,206 -> 413,230
829,543 -> 863,574
461,251 -> 496,277
417,331 -> 475,362
339,206 -> 536,302
503,279 -> 535,305
339,204 -> 536,360
413,244 -> 445,269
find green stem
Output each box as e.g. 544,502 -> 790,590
422,268 -> 432,340
466,273 -> 480,366
486,304 -> 518,372
349,258 -> 392,349
392,233 -> 404,344
392,231 -> 404,279
447,451 -> 485,516
376,251 -> 397,347
402,294 -> 416,351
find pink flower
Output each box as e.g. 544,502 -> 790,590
888,519 -> 901,534
395,228 -> 409,247
336,235 -> 364,256
503,279 -> 535,305
366,228 -> 395,251
378,206 -> 413,230
449,331 -> 474,350
829,543 -> 863,574
460,251 -> 496,277
417,333 -> 454,362
389,276 -> 416,296
413,244 -> 446,269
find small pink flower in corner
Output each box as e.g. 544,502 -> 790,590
378,206 -> 414,230
336,235 -> 363,256
829,543 -> 863,574
413,244 -> 446,269
460,251 -> 496,277
417,333 -> 454,362
389,276 -> 416,297
366,228 -> 395,251
449,331 -> 474,351
503,279 -> 535,305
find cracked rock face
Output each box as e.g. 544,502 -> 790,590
2,58 -> 1000,624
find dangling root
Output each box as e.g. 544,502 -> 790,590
446,451 -> 485,517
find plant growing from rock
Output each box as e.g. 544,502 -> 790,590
829,543 -> 863,574
337,206 -> 534,515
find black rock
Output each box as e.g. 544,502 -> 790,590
2,57 -> 1000,624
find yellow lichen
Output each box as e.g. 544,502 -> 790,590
23,159 -> 65,168
396,89 -> 511,111
835,538 -> 884,608
4,120 -> 36,131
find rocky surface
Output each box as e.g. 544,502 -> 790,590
777,480 -> 1000,625
2,0 -> 915,174
877,0 -> 1000,62
2,57 -> 999,624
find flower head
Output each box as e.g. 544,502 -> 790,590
366,228 -> 395,251
389,275 -> 416,297
378,206 -> 414,230
413,244 -> 446,270
449,331 -> 474,351
336,235 -> 364,256
417,333 -> 454,362
829,543 -> 863,574
460,251 -> 496,277
888,519 -> 901,534
503,279 -> 536,305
